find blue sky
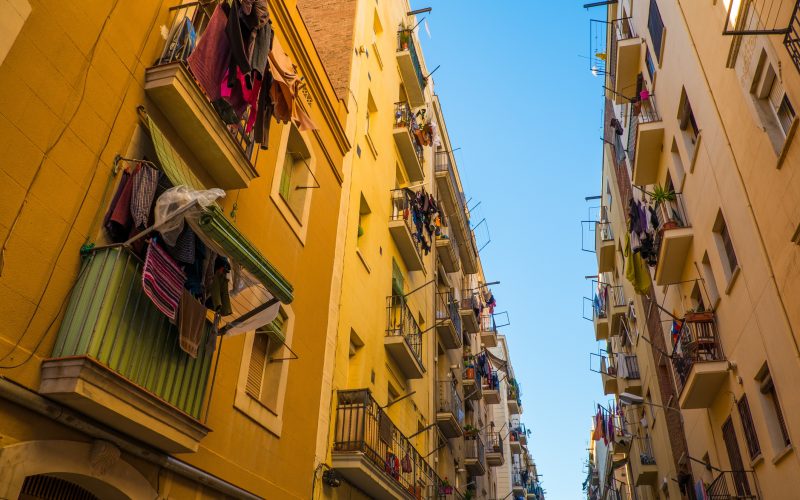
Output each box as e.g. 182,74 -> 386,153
412,1 -> 606,497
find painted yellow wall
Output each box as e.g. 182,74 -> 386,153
0,0 -> 349,498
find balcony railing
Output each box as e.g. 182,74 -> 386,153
333,389 -> 443,496
607,18 -> 636,88
620,354 -> 641,380
390,188 -> 425,266
487,432 -> 504,454
637,436 -> 656,465
671,311 -> 724,395
512,469 -> 526,488
465,434 -> 485,464
436,380 -> 464,425
397,29 -> 427,91
436,292 -> 462,339
153,2 -> 257,162
706,470 -> 761,499
654,192 -> 690,232
394,101 -> 425,162
49,246 -> 213,419
435,152 -> 466,215
386,294 -> 424,369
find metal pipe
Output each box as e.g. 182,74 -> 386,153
0,377 -> 262,500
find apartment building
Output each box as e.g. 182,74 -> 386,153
586,0 -> 800,498
0,0 -> 351,498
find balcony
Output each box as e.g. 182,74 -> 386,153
332,389 -> 444,499
486,432 -> 505,466
462,365 -> 482,401
389,189 -> 425,271
508,430 -> 523,455
436,380 -> 464,438
393,102 -> 425,183
654,193 -> 693,285
479,313 -> 498,348
632,437 -> 658,486
464,435 -> 486,476
459,290 -> 480,334
434,151 -> 477,275
396,29 -> 427,108
609,17 -> 641,105
435,292 -> 462,350
144,4 -> 258,190
596,209 -> 615,273
593,299 -> 609,341
601,356 -> 618,396
631,98 -> 665,186
39,246 -> 211,453
512,470 -> 526,496
706,470 -> 761,499
619,354 -> 642,396
507,384 -> 521,415
385,295 -> 425,379
608,284 -> 627,334
671,312 -> 728,409
482,371 -> 500,405
436,219 -> 460,273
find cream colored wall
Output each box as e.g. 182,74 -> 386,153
603,0 -> 800,496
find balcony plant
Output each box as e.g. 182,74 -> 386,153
399,29 -> 410,50
463,424 -> 479,437
651,184 -> 679,231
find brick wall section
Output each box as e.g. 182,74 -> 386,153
296,0 -> 357,101
604,97 -> 692,486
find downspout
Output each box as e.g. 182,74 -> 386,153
675,0 -> 800,360
0,377 -> 262,500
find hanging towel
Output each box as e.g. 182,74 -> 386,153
187,3 -> 231,101
178,289 -> 207,358
625,233 -> 651,295
130,163 -> 160,229
142,240 -> 186,322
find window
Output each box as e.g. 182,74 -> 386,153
357,193 -> 371,245
645,47 -> 656,83
751,49 -> 797,155
756,364 -> 791,451
678,88 -> 700,161
701,251 -> 720,306
366,91 -> 378,143
392,258 -> 404,295
271,125 -> 316,242
738,395 -> 762,461
713,211 -> 738,281
235,307 -> 294,435
647,0 -> 665,62
670,137 -> 686,184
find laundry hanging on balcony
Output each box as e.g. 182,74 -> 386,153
624,232 -> 651,295
186,0 -> 315,151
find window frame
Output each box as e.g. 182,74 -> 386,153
270,124 -> 316,243
737,394 -> 762,461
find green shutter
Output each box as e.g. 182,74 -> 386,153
279,155 -> 293,200
392,259 -> 404,296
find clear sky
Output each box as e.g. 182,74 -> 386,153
411,1 -> 606,498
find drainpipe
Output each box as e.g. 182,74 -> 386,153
0,377 -> 262,500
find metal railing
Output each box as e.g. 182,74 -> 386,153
637,95 -> 661,124
671,311 -> 724,396
154,2 -> 257,162
608,17 -> 636,87
596,206 -> 614,243
436,380 -> 464,425
436,215 -> 459,256
390,188 -> 425,259
436,292 -> 462,336
486,431 -> 504,455
460,288 -> 480,313
627,104 -> 639,164
386,294 -> 424,370
653,192 -> 690,231
394,102 -> 425,162
464,434 -> 485,465
333,389 -> 443,495
512,468 -> 526,488
620,354 -> 641,380
637,436 -> 657,465
51,246 -> 214,419
785,3 -> 800,75
706,470 -> 760,499
397,29 -> 427,90
479,312 -> 496,335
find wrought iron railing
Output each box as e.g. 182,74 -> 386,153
637,436 -> 657,465
479,312 -> 496,335
487,431 -> 504,455
153,2 -> 257,162
608,17 -> 636,88
397,29 -> 427,91
706,470 -> 760,499
333,389 -> 443,496
597,205 -> 614,243
653,192 -> 690,231
671,311 -> 724,396
394,101 -> 425,162
785,3 -> 800,74
465,434 -> 485,465
436,380 -> 464,425
51,246 -> 214,419
390,188 -> 425,259
386,294 -> 424,370
436,292 -> 462,336
436,215 -> 459,255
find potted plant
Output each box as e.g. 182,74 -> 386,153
651,184 -> 678,230
463,424 -> 478,437
440,478 -> 453,495
399,29 -> 410,50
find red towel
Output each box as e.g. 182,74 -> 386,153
142,240 -> 185,323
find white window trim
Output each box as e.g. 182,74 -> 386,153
234,305 -> 295,437
270,125 -> 316,245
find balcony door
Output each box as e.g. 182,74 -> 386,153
721,417 -> 751,497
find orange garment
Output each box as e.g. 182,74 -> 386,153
269,36 -> 316,131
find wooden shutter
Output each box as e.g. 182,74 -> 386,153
246,333 -> 268,399
722,417 -> 751,497
737,395 -> 761,460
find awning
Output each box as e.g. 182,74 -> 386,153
145,113 -> 294,305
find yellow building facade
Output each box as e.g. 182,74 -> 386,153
0,0 -> 351,498
587,1 -> 800,499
